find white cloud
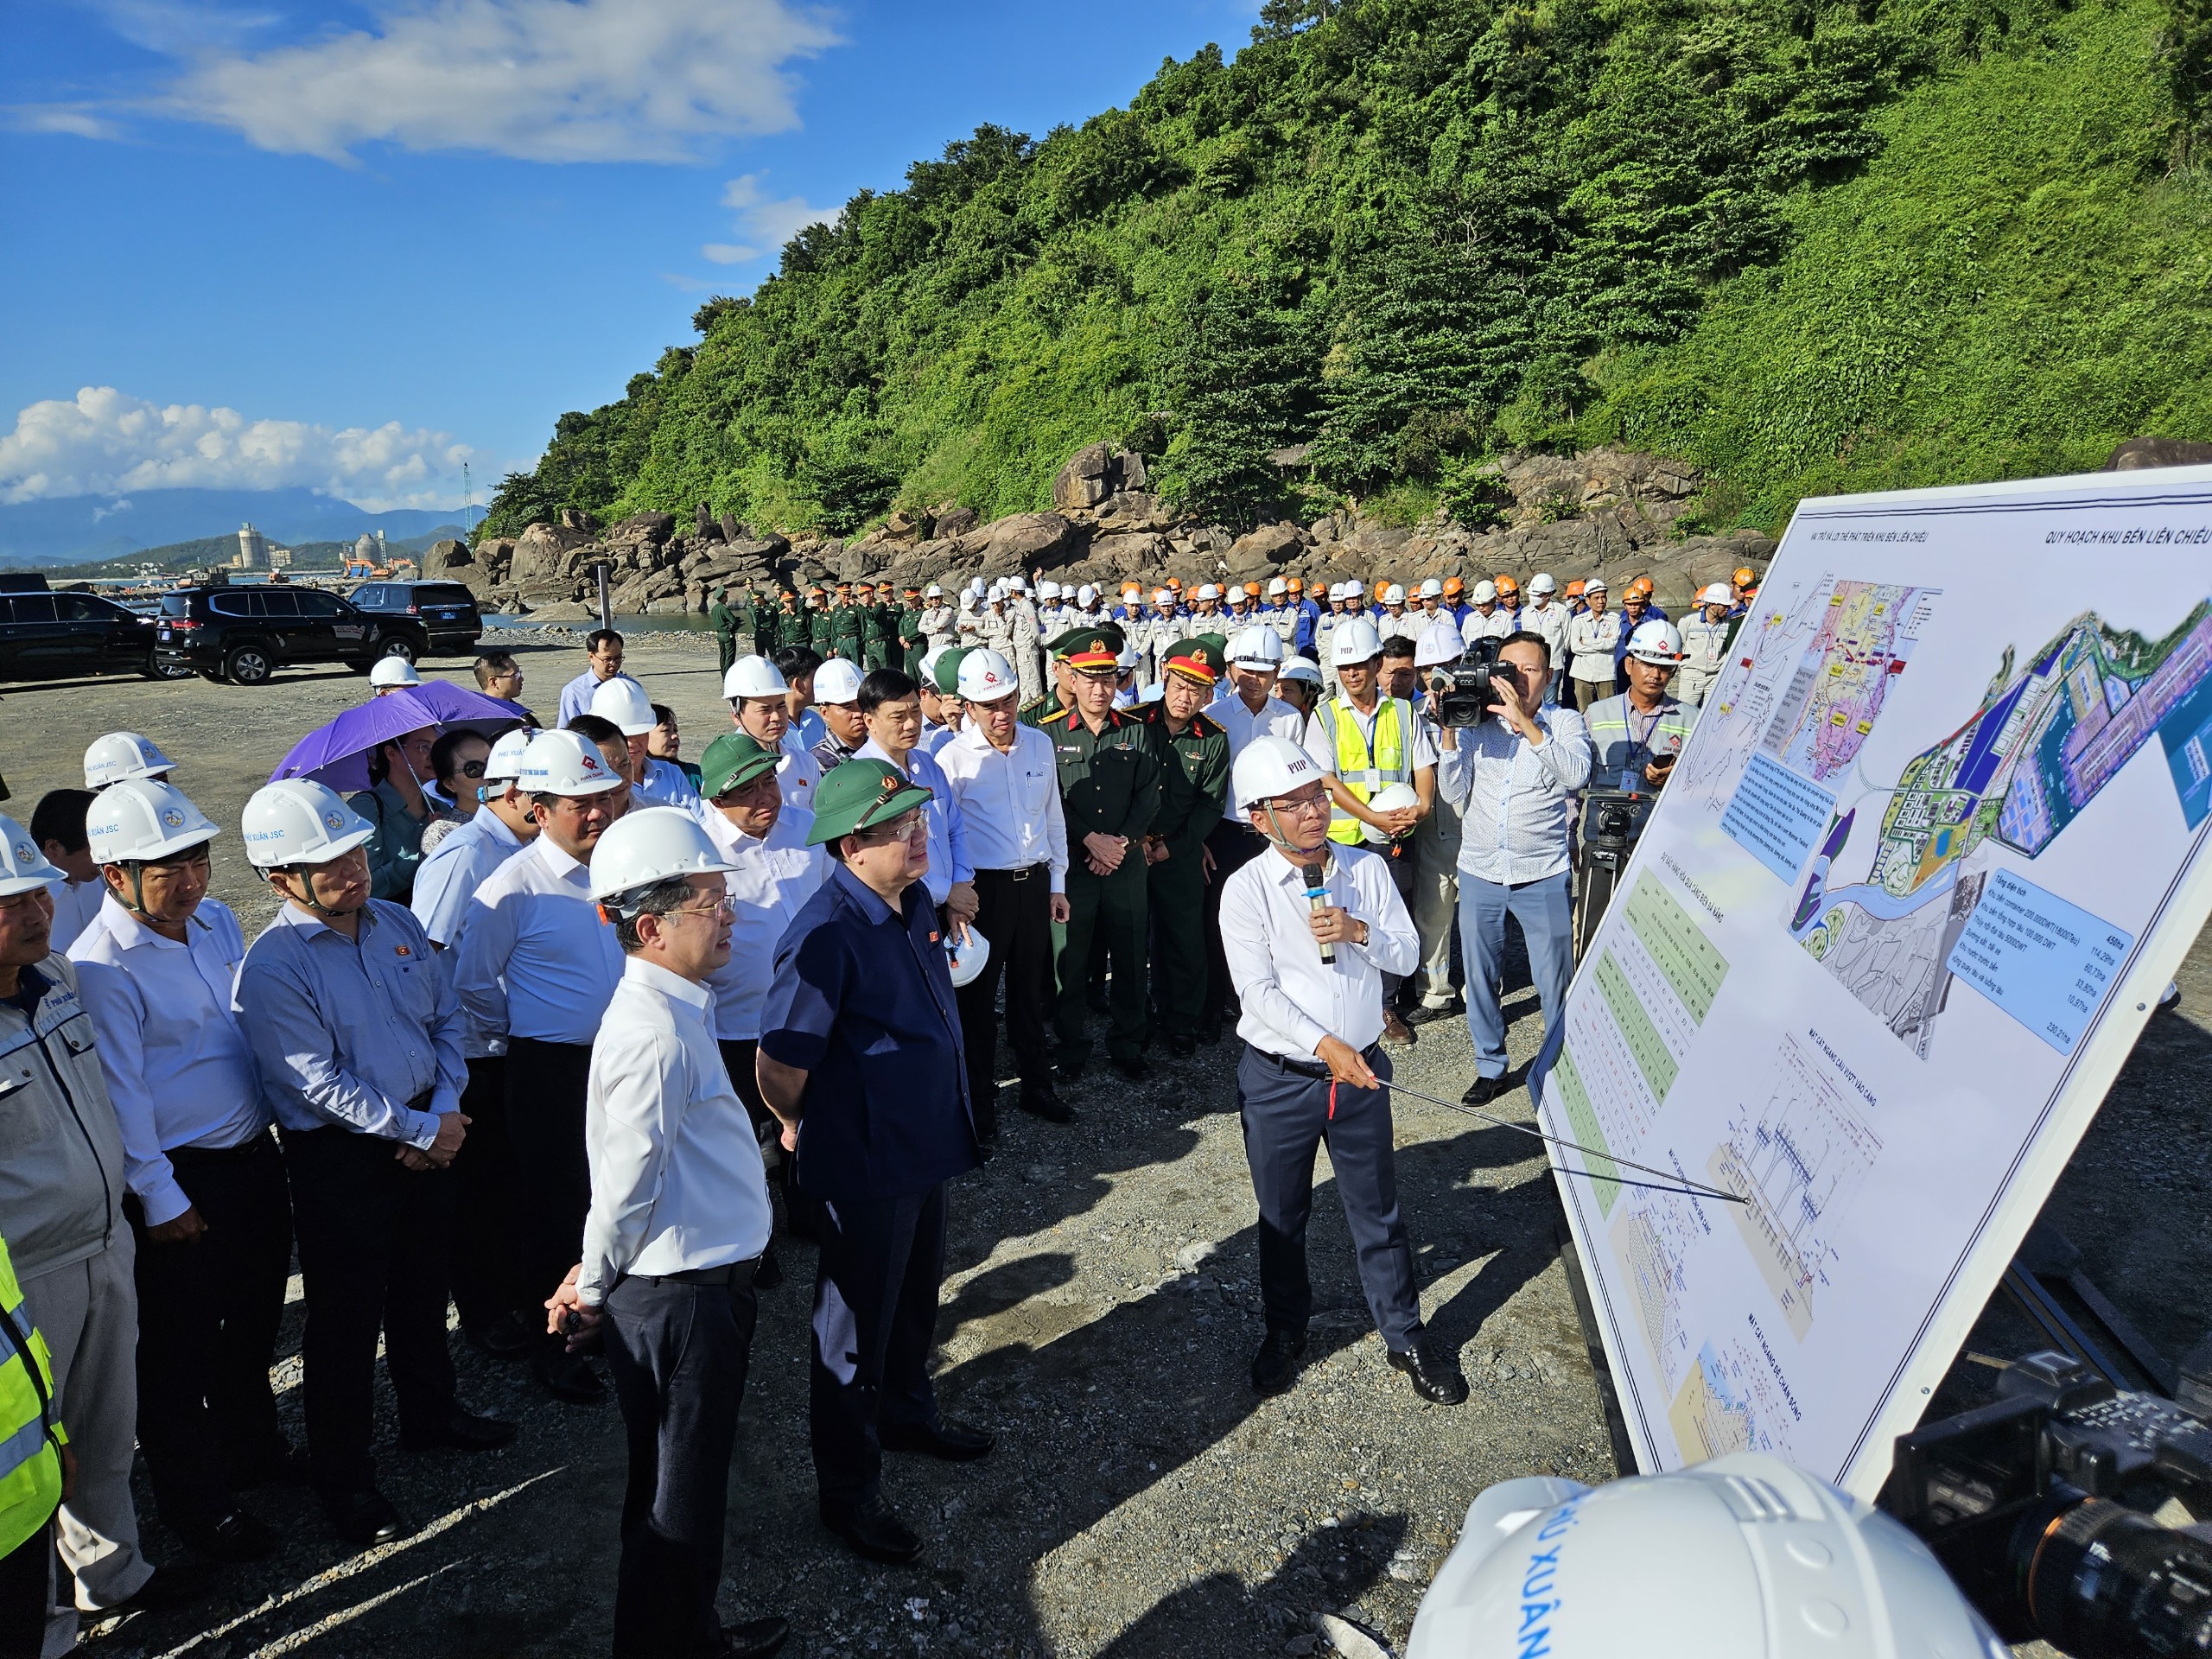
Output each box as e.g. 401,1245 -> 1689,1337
0,387 -> 474,512
3,105 -> 126,141
159,0 -> 842,163
702,171 -> 835,265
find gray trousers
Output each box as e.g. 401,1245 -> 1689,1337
21,1241 -> 151,1644
1413,799 -> 1463,999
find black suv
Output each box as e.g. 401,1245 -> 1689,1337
0,588 -> 166,683
348,581 -> 482,654
152,586 -> 429,685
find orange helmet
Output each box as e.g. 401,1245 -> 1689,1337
1286,576 -> 1303,593
1243,581 -> 1262,598
1443,575 -> 1465,596
1565,579 -> 1587,599
1496,575 -> 1520,596
1732,567 -> 1756,588
1373,579 -> 1390,599
1625,575 -> 1654,601
1122,582 -> 1141,595
1166,576 -> 1183,590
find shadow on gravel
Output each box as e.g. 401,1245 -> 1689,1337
1096,1514 -> 1408,1656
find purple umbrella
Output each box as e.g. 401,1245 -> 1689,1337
270,683 -> 532,791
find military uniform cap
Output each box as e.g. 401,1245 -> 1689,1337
1161,639 -> 1226,685
1055,624 -> 1127,671
806,759 -> 933,847
1194,630 -> 1230,657
698,732 -> 782,798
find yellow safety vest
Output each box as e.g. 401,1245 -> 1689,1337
1324,695 -> 1408,844
0,1233 -> 64,1558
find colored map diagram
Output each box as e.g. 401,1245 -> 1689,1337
1790,601 -> 2212,1055
1707,1033 -> 1883,1338
1759,582 -> 1937,782
1668,1337 -> 1790,1459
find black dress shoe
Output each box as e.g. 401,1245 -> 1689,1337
400,1404 -> 519,1452
108,1560 -> 221,1613
880,1417 -> 995,1461
1249,1328 -> 1307,1395
820,1491 -> 924,1565
1461,1073 -> 1510,1107
465,1311 -> 540,1360
319,1487 -> 417,1549
534,1347 -> 606,1404
1054,1055 -> 1088,1084
1017,1084 -> 1075,1123
1110,1052 -> 1151,1083
1168,1033 -> 1197,1059
753,1243 -> 785,1289
175,1507 -> 280,1562
1389,1344 -> 1470,1405
723,1614 -> 792,1658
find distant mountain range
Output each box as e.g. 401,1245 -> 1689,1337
0,488 -> 465,566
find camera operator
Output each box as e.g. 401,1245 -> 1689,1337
1583,620 -> 1699,798
1433,632 -> 1591,1106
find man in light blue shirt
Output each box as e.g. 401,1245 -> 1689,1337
556,628 -> 644,727
233,779 -> 512,1550
853,666 -> 977,918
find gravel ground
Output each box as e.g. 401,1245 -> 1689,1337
5,639 -> 2202,1659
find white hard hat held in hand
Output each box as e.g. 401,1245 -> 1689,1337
0,813 -> 67,897
240,779 -> 377,869
588,807 -> 738,906
518,728 -> 626,798
588,677 -> 658,736
368,657 -> 422,690
724,655 -> 788,700
86,779 -> 220,865
84,731 -> 176,791
944,925 -> 991,988
1360,782 -> 1421,845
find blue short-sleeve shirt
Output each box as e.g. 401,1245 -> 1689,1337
759,863 -> 977,1202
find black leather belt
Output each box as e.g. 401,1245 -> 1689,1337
979,864 -> 1046,882
1250,1042 -> 1382,1080
636,1258 -> 760,1289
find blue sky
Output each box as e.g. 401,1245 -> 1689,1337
0,0 -> 1258,513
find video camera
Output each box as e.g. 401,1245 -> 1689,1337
1432,637 -> 1503,728
1882,1349 -> 2212,1656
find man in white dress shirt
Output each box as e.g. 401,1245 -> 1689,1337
410,727 -> 541,1359
454,728 -> 627,1404
1435,630 -> 1591,1103
543,809 -> 790,1659
694,732 -> 830,1283
1217,737 -> 1465,1406
935,648 -> 1072,1136
70,781 -> 290,1560
726,654 -> 822,815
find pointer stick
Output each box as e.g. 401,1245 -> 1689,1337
1387,1079 -> 1747,1205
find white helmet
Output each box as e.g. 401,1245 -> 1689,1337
944,925 -> 991,988
1267,577 -> 1289,598
1471,580 -> 1498,604
918,645 -> 950,688
1077,584 -> 1096,607
986,581 -> 1007,605
1584,576 -> 1609,594
369,657 -> 422,690
1699,582 -> 1735,607
84,732 -> 176,791
1529,572 -> 1558,596
1231,734 -> 1323,808
957,648 -> 1020,702
969,575 -> 988,597
0,814 -> 66,898
1414,621 -> 1464,671
518,728 -> 625,797
1279,655 -> 1322,686
589,677 -> 658,736
1361,782 -> 1421,845
813,658 -> 864,704
1039,580 -> 1062,601
1383,583 -> 1406,606
1628,619 -> 1686,665
924,582 -> 944,600
86,779 -> 219,865
724,655 -> 787,700
1419,577 -> 1444,599
484,727 -> 535,784
1228,626 -> 1285,668
1195,583 -> 1222,601
588,806 -> 738,906
1116,645 -> 1140,671
1007,575 -> 1028,593
1153,588 -> 1172,606
1331,617 -> 1385,667
240,779 -> 377,869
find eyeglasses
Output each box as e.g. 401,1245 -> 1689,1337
853,808 -> 927,844
664,894 -> 738,918
1262,791 -> 1332,819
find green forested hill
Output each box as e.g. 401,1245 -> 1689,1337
480,0 -> 2212,543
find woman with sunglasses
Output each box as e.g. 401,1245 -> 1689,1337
417,730 -> 492,859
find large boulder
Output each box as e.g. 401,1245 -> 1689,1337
1223,523 -> 1305,577
2106,436 -> 2212,470
507,521 -> 598,585
1052,442 -> 1115,512
985,512 -> 1085,571
608,511 -> 677,545
932,502 -> 978,538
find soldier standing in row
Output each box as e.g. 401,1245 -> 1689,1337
1138,639 -> 1230,1060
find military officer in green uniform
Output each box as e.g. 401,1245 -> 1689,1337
855,584 -> 890,671
830,586 -> 864,662
808,588 -> 838,657
1140,638 -> 1231,1058
1019,626 -> 1079,729
770,589 -> 807,653
708,587 -> 742,675
896,588 -> 928,678
1047,626 -> 1160,1082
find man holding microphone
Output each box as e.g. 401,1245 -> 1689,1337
1217,736 -> 1465,1407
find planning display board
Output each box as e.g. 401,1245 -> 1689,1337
1545,466 -> 2212,1497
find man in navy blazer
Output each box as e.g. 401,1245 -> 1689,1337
756,760 -> 991,1567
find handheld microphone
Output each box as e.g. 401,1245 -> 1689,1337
1303,862 -> 1334,964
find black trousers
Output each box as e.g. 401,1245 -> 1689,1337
125,1130 -> 291,1532
1202,819 -> 1265,1030
810,1183 -> 946,1507
450,1054 -> 526,1333
284,1126 -> 459,1494
604,1274 -> 758,1659
956,867 -> 1054,1132
0,1518 -> 49,1659
1236,1044 -> 1423,1352
505,1037 -> 594,1337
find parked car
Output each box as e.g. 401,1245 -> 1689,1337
151,586 -> 429,685
0,588 -> 169,683
348,581 -> 482,654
